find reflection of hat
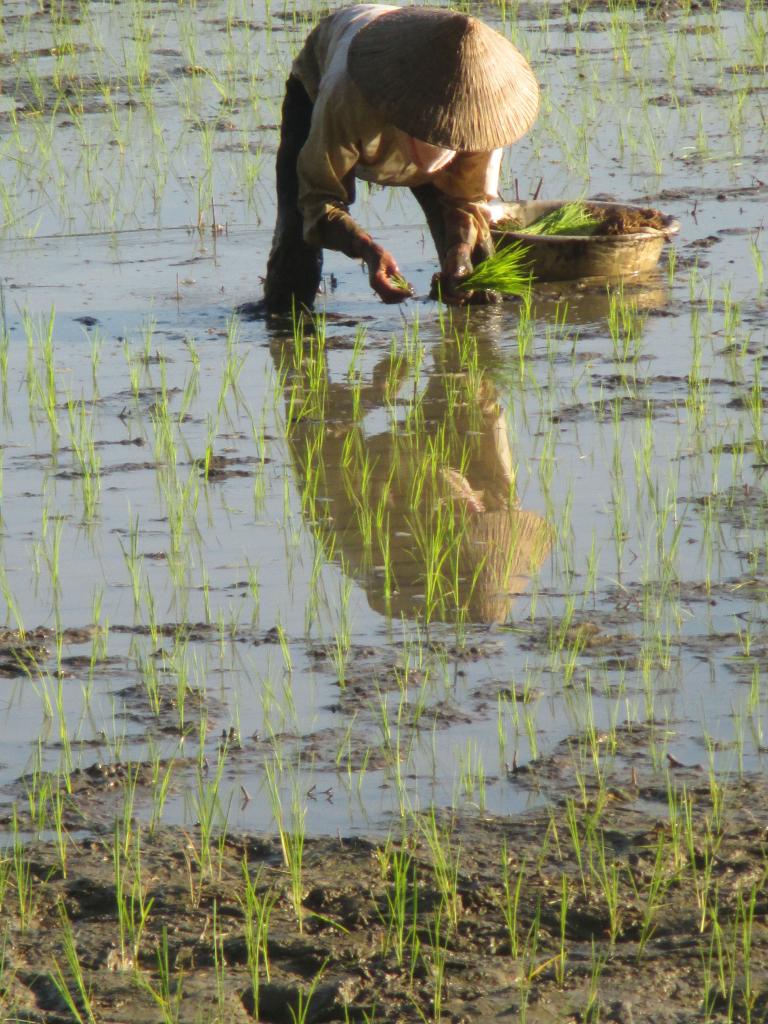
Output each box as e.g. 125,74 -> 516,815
347,8 -> 540,151
460,509 -> 551,623
362,506 -> 551,625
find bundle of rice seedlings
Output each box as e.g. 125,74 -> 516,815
389,272 -> 413,293
517,201 -> 601,237
458,241 -> 532,296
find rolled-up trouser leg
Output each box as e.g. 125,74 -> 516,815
264,76 -> 323,313
410,183 -> 448,264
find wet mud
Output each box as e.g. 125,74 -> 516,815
3,753 -> 768,1024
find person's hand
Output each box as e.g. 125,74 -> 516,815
431,242 -> 501,306
442,241 -> 473,290
363,243 -> 414,304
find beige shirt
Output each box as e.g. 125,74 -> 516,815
291,4 -> 502,246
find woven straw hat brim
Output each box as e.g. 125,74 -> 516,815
347,7 -> 539,151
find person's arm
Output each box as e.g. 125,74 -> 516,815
316,207 -> 412,304
296,82 -> 413,303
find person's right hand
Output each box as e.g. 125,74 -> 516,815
363,243 -> 413,304
431,242 -> 500,306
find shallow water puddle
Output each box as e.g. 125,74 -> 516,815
0,0 -> 766,845
3,5 -> 768,1023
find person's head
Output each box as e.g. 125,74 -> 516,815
347,7 -> 539,152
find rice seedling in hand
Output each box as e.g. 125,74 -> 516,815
389,272 -> 414,296
458,241 -> 533,296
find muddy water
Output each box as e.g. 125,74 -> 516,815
0,0 -> 766,844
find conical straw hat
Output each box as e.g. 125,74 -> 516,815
347,7 -> 539,151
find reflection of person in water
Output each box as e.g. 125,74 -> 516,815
274,337 -> 550,624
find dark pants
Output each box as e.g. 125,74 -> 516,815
263,77 -> 323,314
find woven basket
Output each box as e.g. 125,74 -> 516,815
489,200 -> 680,281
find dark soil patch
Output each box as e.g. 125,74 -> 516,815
551,394 -> 679,423
686,484 -> 768,532
3,768 -> 768,1023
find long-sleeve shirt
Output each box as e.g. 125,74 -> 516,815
290,4 -> 502,247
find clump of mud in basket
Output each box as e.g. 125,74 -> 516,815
586,204 -> 667,235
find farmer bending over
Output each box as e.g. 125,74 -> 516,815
260,4 -> 539,313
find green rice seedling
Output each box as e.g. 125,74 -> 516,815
49,902 -> 97,1024
141,654 -> 162,717
680,786 -> 720,933
330,576 -> 353,686
379,695 -> 415,821
118,763 -> 141,860
0,331 -> 9,418
240,861 -> 276,1019
523,705 -> 539,761
635,831 -> 670,958
608,285 -> 646,364
707,765 -> 725,836
120,510 -> 144,614
583,940 -> 608,1023
564,798 -> 586,893
67,400 -> 102,522
701,910 -> 727,1022
134,926 -> 184,1024
737,882 -> 761,1021
423,906 -> 448,1023
666,244 -> 677,284
515,289 -> 536,376
21,307 -> 59,438
25,767 -> 51,836
590,831 -> 623,945
169,639 -> 195,736
377,839 -> 419,967
458,241 -> 532,296
39,507 -> 64,609
518,201 -> 601,237
688,259 -> 700,303
113,825 -> 154,969
500,844 -> 526,958
191,742 -> 230,882
149,758 -> 175,836
420,809 -> 461,931
212,900 -> 228,1019
11,809 -> 35,931
457,740 -> 486,809
519,895 -> 547,996
389,271 -> 414,296
48,772 -> 70,878
665,777 -> 690,874
265,762 -> 306,932
555,872 -> 568,988
749,231 -> 764,293
287,960 -> 330,1024
0,855 -> 10,917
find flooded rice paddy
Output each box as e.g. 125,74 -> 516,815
1,1 -> 768,1021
